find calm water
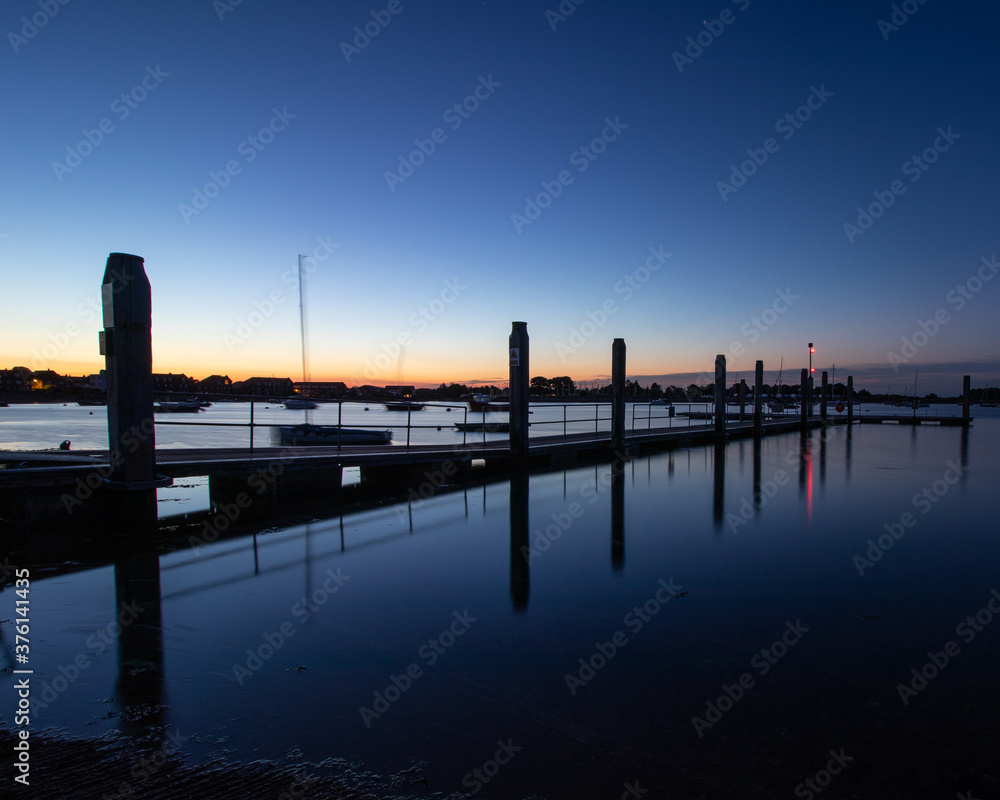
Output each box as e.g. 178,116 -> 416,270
2,413 -> 999,798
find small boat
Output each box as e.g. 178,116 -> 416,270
277,423 -> 392,446
650,399 -> 672,406
384,401 -> 425,411
77,400 -> 105,406
154,400 -> 202,413
455,421 -> 510,433
283,397 -> 318,410
468,394 -> 509,413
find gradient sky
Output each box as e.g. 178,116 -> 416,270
3,0 -> 998,393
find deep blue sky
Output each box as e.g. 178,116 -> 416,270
3,0 -> 998,393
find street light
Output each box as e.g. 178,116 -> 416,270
807,343 -> 815,415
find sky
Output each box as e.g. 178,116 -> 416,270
2,0 -> 999,394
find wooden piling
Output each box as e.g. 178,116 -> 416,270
962,375 -> 971,425
821,371 -> 828,421
714,355 -> 726,437
509,322 -> 530,460
101,253 -> 169,523
754,360 -> 763,433
799,369 -> 808,427
611,338 -> 626,449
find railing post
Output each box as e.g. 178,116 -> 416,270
754,360 -> 763,434
509,322 -> 530,460
962,375 -> 971,425
738,379 -> 747,422
799,369 -> 809,427
249,400 -> 255,450
611,338 -> 626,449
714,354 -> 726,437
821,371 -> 829,421
847,376 -> 854,425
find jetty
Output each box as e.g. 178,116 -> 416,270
0,253 -> 975,528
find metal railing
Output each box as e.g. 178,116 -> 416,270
150,393 -> 476,450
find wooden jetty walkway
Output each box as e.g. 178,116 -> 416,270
0,253 -> 976,528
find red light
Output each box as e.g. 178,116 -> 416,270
809,347 -> 815,353
810,367 -> 815,372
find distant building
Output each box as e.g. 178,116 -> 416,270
152,373 -> 195,393
232,377 -> 294,397
30,369 -> 69,392
351,384 -> 388,399
195,375 -> 232,396
385,385 -> 415,397
84,371 -> 107,392
0,367 -> 32,393
294,381 -> 347,398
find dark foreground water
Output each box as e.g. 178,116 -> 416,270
2,421 -> 999,799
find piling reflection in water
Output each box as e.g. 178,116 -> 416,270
113,548 -> 165,743
713,440 -> 726,531
611,458 -> 625,570
509,470 -> 529,612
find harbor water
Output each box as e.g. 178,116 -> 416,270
1,406 -> 998,797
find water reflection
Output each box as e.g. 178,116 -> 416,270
14,422 -> 1000,799
713,440 -> 725,531
509,470 -> 529,612
113,549 -> 165,742
611,459 -> 625,570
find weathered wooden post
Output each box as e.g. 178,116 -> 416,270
754,360 -> 763,434
100,253 -> 168,524
739,379 -> 747,422
847,376 -> 854,425
821,371 -> 829,421
611,338 -> 626,450
714,354 -> 726,437
962,375 -> 971,426
509,322 -> 530,460
799,369 -> 808,426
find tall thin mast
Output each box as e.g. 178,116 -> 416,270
297,255 -> 309,386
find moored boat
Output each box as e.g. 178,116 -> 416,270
385,401 -> 425,411
154,400 -> 202,413
454,421 -> 510,433
468,394 -> 509,413
283,397 -> 318,410
276,423 -> 392,446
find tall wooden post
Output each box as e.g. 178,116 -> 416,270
714,355 -> 726,437
101,253 -> 168,524
754,360 -> 763,434
799,369 -> 808,426
962,375 -> 971,426
509,322 -> 530,460
847,376 -> 854,425
821,371 -> 829,421
103,253 -> 155,484
611,338 -> 626,450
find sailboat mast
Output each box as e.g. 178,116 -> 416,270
297,255 -> 310,386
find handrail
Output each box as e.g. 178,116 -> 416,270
146,398 -> 829,452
